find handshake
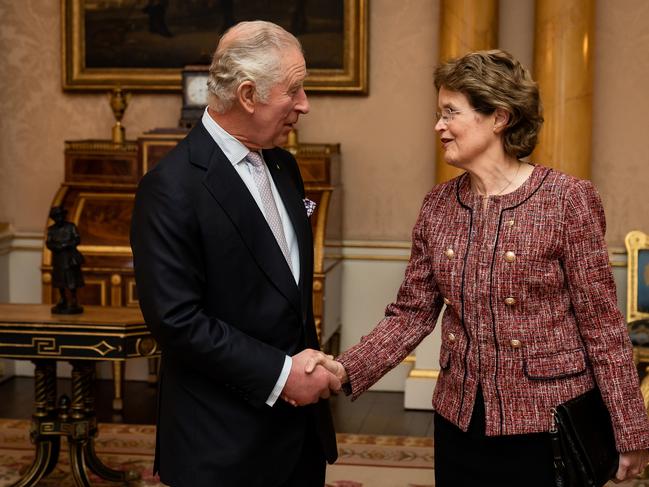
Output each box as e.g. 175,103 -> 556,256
281,349 -> 348,406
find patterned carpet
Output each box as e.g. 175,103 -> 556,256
1,419 -> 646,487
0,419 -> 434,487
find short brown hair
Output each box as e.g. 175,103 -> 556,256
434,49 -> 543,158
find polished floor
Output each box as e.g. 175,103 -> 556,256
0,377 -> 434,437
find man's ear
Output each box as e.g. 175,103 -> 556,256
493,108 -> 510,133
237,81 -> 256,114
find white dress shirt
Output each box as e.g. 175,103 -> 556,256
201,109 -> 294,407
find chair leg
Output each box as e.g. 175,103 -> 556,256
111,361 -> 124,412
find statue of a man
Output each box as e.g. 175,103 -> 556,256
46,206 -> 85,314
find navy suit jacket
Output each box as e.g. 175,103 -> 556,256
130,122 -> 337,487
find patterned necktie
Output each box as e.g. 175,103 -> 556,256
245,151 -> 293,271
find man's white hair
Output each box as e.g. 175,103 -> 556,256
207,21 -> 303,113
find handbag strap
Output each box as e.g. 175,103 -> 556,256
551,408 -> 567,487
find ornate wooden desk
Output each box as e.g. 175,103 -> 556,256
0,303 -> 158,487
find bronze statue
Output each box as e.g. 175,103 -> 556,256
46,206 -> 85,314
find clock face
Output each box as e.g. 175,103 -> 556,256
185,74 -> 209,107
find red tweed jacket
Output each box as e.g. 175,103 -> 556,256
338,165 -> 649,452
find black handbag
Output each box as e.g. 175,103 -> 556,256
550,387 -> 619,487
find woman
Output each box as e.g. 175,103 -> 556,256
304,49 -> 649,486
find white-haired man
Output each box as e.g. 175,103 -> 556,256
131,20 -> 338,487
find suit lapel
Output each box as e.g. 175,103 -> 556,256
189,127 -> 301,313
264,149 -> 312,321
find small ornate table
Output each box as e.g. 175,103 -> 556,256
0,303 -> 159,486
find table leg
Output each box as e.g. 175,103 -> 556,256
69,360 -> 140,484
84,438 -> 139,482
68,439 -> 92,487
10,439 -> 58,487
10,361 -> 60,487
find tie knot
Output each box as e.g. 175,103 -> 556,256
246,151 -> 264,167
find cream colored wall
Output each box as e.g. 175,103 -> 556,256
591,0 -> 649,248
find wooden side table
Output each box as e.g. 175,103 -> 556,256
0,304 -> 159,487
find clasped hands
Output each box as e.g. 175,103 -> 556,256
281,349 -> 348,406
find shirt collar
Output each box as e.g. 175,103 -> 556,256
201,107 -> 251,167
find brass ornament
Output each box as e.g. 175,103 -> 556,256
109,87 -> 131,144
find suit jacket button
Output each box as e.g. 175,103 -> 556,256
504,251 -> 516,262
506,219 -> 515,227
504,297 -> 516,306
510,339 -> 522,348
445,248 -> 455,259
443,297 -> 451,305
448,333 -> 456,343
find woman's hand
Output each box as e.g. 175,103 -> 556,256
304,352 -> 348,384
613,449 -> 649,482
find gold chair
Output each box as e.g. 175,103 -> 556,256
624,230 -> 649,410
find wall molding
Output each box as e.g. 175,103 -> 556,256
326,239 -> 411,262
0,224 -> 43,256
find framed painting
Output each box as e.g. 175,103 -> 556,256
61,0 -> 368,94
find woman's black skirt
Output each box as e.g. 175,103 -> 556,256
434,388 -> 555,487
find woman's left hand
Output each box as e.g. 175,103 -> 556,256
614,449 -> 649,482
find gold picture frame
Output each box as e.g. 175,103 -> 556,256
61,0 -> 368,94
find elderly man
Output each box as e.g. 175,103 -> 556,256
131,21 -> 338,487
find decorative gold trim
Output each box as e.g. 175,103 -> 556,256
43,266 -> 134,274
0,327 -> 149,336
135,337 -> 158,356
0,337 -> 120,357
408,369 -> 440,379
62,0 -> 368,94
141,140 -> 180,173
140,132 -> 187,140
64,181 -> 138,189
84,278 -> 108,306
327,240 -> 412,249
127,280 -> 138,307
328,254 -> 411,262
64,140 -> 137,152
77,245 -> 132,255
313,190 -> 332,273
403,355 -> 416,364
0,353 -> 142,362
625,230 -> 649,322
292,144 -> 341,157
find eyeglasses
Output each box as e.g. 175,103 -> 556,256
435,107 -> 479,124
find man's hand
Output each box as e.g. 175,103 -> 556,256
304,351 -> 348,384
613,449 -> 649,482
281,349 -> 341,406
